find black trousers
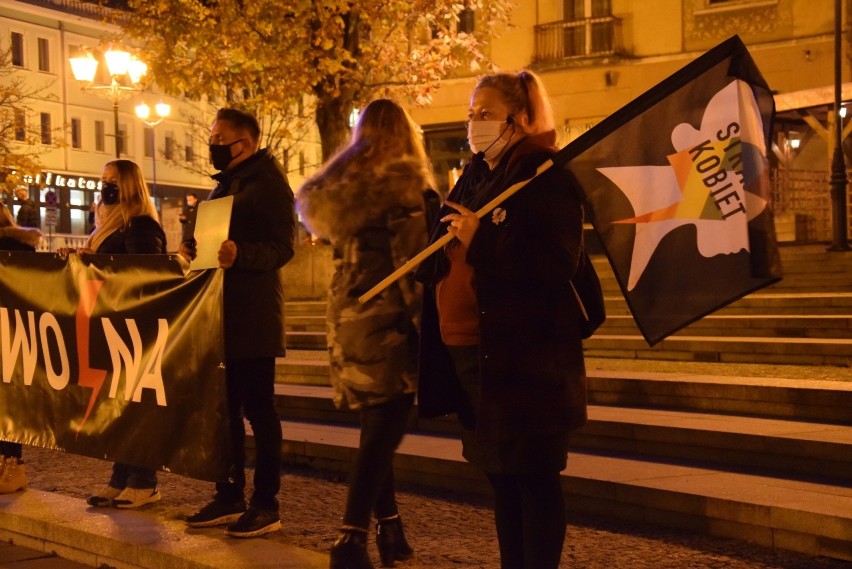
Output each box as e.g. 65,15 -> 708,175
487,472 -> 566,569
214,357 -> 282,511
447,345 -> 567,569
108,462 -> 157,489
0,442 -> 22,460
342,394 -> 414,530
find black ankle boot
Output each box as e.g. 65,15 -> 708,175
376,515 -> 413,567
330,529 -> 374,569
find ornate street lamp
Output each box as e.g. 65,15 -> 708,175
69,46 -> 147,158
829,0 -> 850,250
135,101 -> 171,197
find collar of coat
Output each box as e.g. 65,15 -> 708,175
296,156 -> 431,243
0,226 -> 42,247
211,148 -> 272,185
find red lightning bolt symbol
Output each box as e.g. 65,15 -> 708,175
75,278 -> 107,435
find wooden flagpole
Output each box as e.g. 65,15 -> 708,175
358,159 -> 555,303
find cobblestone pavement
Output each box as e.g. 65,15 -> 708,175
21,447 -> 851,569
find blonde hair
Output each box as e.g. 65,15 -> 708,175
87,160 -> 159,251
317,98 -> 436,190
475,70 -> 555,135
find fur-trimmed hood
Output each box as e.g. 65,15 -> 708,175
296,156 -> 431,243
0,226 -> 42,248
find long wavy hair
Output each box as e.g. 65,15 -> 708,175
87,159 -> 159,251
313,98 -> 436,190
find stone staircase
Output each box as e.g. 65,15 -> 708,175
268,364 -> 852,562
268,245 -> 852,562
285,245 -> 852,366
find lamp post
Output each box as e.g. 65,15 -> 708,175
69,46 -> 147,158
829,0 -> 850,250
135,101 -> 171,197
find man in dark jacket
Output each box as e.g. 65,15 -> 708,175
14,187 -> 40,229
182,108 -> 295,538
179,192 -> 199,242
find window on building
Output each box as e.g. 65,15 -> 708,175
164,131 -> 175,160
14,109 -> 26,141
117,123 -> 127,155
559,0 -> 614,58
185,133 -> 194,162
71,118 -> 82,149
143,127 -> 154,158
458,6 -> 475,34
37,37 -> 50,72
95,120 -> 105,152
11,32 -> 24,67
564,0 -> 612,18
40,112 -> 51,144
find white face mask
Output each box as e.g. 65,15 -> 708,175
467,120 -> 511,162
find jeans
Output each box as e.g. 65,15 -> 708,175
108,462 -> 157,489
0,442 -> 22,460
342,394 -> 414,530
214,357 -> 282,511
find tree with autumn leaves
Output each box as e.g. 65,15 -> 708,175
115,0 -> 512,162
0,47 -> 61,204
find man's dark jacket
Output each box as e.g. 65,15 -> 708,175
209,149 -> 296,359
16,199 -> 40,229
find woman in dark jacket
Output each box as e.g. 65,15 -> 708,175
74,159 -> 166,509
416,70 -> 587,569
0,206 -> 41,494
298,99 -> 436,569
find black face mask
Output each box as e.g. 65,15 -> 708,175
209,139 -> 243,171
101,182 -> 120,205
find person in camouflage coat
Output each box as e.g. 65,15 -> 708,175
297,99 -> 437,569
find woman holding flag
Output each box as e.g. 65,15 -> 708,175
415,70 -> 588,569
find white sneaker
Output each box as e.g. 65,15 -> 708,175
114,487 -> 161,509
0,458 -> 27,494
87,484 -> 123,507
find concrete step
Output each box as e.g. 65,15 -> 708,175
598,293 -> 852,317
263,416 -> 852,563
582,334 -> 852,366
286,293 -> 852,318
276,354 -> 852,424
286,330 -> 327,350
0,490 -> 326,569
285,315 -> 325,332
273,384 -> 852,483
598,314 -> 852,339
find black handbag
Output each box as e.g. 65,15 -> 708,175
570,250 -> 606,339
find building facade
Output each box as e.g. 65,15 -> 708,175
0,0 -> 218,249
2,0 -> 850,246
411,0 -> 851,243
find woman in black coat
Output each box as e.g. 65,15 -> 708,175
68,160 -> 166,509
416,70 -> 587,569
0,206 -> 41,494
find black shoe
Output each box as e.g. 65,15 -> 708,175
330,529 -> 374,569
376,515 -> 413,567
186,499 -> 246,528
225,507 -> 281,538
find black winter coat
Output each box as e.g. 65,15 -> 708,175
16,199 -> 40,229
208,149 -> 295,359
416,133 -> 588,446
95,216 -> 166,254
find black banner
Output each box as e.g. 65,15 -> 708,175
0,252 -> 230,482
555,36 -> 782,345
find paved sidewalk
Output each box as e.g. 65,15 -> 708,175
2,446 -> 851,569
